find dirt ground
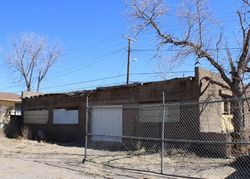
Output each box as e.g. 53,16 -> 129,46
0,129 -> 249,179
0,129 -> 175,179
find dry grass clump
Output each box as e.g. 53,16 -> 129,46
20,126 -> 31,140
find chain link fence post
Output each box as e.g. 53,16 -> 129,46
83,96 -> 89,163
161,92 -> 166,174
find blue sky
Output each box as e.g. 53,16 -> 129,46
0,0 -> 242,94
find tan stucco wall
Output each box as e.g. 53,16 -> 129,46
195,67 -> 232,133
0,100 -> 18,124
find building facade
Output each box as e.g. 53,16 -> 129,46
22,67 -> 248,156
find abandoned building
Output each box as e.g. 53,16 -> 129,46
21,67 -> 250,157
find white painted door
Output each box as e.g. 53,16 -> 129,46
90,106 -> 122,142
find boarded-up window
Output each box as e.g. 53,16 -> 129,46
138,105 -> 162,123
166,103 -> 181,122
53,109 -> 78,124
138,103 -> 180,123
24,110 -> 49,124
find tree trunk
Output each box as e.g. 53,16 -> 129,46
231,100 -> 244,140
231,90 -> 246,155
27,86 -> 31,92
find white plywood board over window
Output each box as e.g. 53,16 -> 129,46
53,109 -> 79,124
24,110 -> 49,124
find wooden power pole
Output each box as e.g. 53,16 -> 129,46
123,35 -> 136,85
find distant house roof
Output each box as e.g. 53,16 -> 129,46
0,92 -> 21,102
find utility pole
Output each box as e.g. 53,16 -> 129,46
123,35 -> 136,85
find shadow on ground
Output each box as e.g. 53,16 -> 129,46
226,155 -> 250,179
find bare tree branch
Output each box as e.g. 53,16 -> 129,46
237,28 -> 250,77
243,0 -> 250,6
237,10 -> 246,41
36,44 -> 62,91
4,33 -> 62,92
201,76 -> 231,90
127,0 -> 250,145
226,45 -> 236,76
128,0 -> 250,97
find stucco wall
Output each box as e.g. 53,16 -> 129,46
194,67 -> 234,157
0,100 -> 18,125
195,67 -> 232,134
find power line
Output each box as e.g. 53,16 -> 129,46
114,53 -> 128,84
4,70 -> 209,94
1,35 -> 123,75
47,82 -> 128,94
131,47 -> 242,52
40,71 -> 194,90
41,74 -> 128,90
0,84 -> 23,90
101,51 -> 127,86
0,47 -> 127,88
61,37 -> 123,59
39,72 -> 197,93
52,40 -> 125,72
62,34 -> 122,54
48,47 -> 126,79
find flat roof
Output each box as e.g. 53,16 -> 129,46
0,92 -> 21,102
24,76 -> 195,99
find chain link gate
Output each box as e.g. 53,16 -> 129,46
83,94 -> 250,178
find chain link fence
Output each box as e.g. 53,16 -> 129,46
83,95 -> 250,178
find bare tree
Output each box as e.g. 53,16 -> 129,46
243,0 -> 250,6
128,0 -> 250,141
4,33 -> 62,92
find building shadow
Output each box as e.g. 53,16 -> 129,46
226,155 -> 250,179
3,115 -> 22,138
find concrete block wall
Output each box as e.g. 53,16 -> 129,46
22,77 -> 199,142
22,94 -> 86,142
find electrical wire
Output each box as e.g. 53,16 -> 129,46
48,47 -> 126,79
40,72 -> 193,90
